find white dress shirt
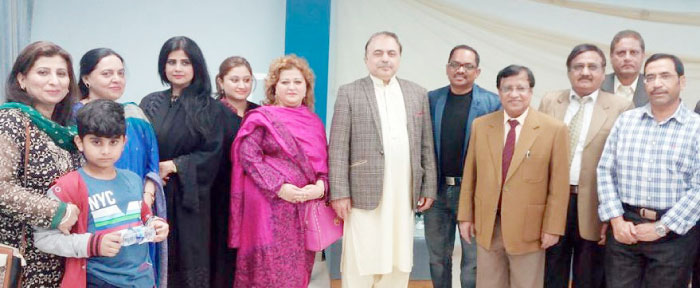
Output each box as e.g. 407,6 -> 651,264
503,108 -> 529,145
614,75 -> 638,102
564,90 -> 598,185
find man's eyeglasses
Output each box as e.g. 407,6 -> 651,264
570,63 -> 601,73
499,86 -> 530,94
447,61 -> 477,71
644,73 -> 678,83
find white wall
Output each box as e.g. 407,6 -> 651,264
31,0 -> 286,104
327,0 -> 700,124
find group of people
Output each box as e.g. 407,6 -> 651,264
0,35 -> 325,288
451,30 -> 700,288
0,28 -> 697,288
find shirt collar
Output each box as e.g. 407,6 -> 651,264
614,75 -> 639,93
504,108 -> 529,126
641,101 -> 688,125
370,74 -> 398,88
569,89 -> 599,103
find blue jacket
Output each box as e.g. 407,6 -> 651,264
428,84 -> 501,184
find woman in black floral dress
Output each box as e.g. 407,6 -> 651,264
0,41 -> 81,287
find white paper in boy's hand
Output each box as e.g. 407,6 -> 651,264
120,226 -> 156,246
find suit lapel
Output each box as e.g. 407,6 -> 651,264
399,79 -> 417,151
553,91 -> 571,120
486,113 -> 505,185
361,77 -> 384,146
434,88 -> 448,162
634,74 -> 647,107
584,96 -> 608,147
601,74 -> 614,92
505,110 -> 540,183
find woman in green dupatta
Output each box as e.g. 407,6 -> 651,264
0,41 -> 82,287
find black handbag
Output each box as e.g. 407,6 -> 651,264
1,120 -> 31,288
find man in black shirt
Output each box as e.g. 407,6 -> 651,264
426,45 -> 502,288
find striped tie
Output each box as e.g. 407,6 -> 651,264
568,96 -> 591,162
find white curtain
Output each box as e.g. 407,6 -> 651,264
327,0 -> 700,123
0,0 -> 34,102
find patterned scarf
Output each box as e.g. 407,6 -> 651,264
0,102 -> 77,151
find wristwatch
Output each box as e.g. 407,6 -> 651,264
654,222 -> 668,237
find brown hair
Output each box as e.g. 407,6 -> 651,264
264,54 -> 315,111
5,41 -> 78,125
215,56 -> 254,99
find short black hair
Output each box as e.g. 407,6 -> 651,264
611,30 -> 645,53
566,44 -> 606,71
76,99 -> 125,138
644,53 -> 684,76
448,45 -> 480,66
496,65 -> 535,89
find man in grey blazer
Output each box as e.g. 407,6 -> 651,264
600,30 -> 648,107
329,31 -> 437,287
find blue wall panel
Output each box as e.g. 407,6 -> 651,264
285,0 -> 331,123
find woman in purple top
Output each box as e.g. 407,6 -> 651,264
229,55 -> 328,288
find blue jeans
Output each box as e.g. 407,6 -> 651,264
424,184 -> 477,288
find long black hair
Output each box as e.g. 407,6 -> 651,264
78,48 -> 124,99
157,36 -> 214,135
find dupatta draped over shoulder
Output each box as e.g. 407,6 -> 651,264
228,105 -> 328,287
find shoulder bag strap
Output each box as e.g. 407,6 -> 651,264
20,120 -> 30,255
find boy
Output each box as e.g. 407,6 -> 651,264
34,99 -> 169,288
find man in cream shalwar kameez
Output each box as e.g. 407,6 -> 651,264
329,31 -> 438,288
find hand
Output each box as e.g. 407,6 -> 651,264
99,231 -> 123,257
633,222 -> 662,242
331,198 -> 352,220
458,221 -> 475,244
158,160 -> 177,184
541,233 -> 560,249
598,223 -> 609,245
417,197 -> 434,212
143,179 -> 156,207
149,219 -> 169,243
301,180 -> 325,202
277,183 -> 305,203
58,204 -> 79,235
610,216 -> 637,245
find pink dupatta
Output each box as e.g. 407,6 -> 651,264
228,105 -> 328,249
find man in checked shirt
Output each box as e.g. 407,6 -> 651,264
597,53 -> 700,288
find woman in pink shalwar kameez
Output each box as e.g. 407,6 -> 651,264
229,55 -> 327,288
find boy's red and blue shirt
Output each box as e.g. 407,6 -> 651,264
49,168 -> 154,288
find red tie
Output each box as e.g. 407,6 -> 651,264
502,119 -> 519,185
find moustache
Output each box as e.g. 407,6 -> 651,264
377,64 -> 393,69
577,76 -> 594,81
650,88 -> 667,95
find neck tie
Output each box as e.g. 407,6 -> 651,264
568,96 -> 592,162
616,85 -> 633,101
502,119 -> 519,185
